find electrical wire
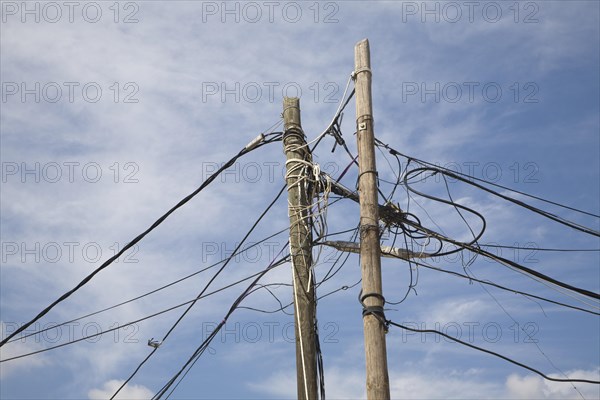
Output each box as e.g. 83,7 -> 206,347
322,147 -> 599,304
464,265 -> 587,399
238,283 -> 294,316
153,246 -> 289,399
5,226 -> 291,344
324,171 -> 599,302
110,183 -> 288,399
298,73 -> 354,153
405,167 -> 599,237
0,256 -> 290,363
479,243 -> 600,252
399,217 -> 600,301
375,139 -> 600,219
386,320 -> 600,385
392,256 -> 600,316
0,133 -> 281,348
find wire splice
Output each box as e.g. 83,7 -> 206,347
244,133 -> 265,151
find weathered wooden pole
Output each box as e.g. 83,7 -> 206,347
282,97 -> 318,400
354,38 -> 391,400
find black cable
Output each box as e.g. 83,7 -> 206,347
156,326 -> 219,399
238,263 -> 363,316
0,256 -> 290,363
6,227 -> 291,344
317,280 -> 362,301
480,243 -> 600,252
238,283 -> 294,316
322,171 -> 599,301
375,144 -> 403,203
237,277 -> 363,315
160,249 -> 292,400
160,247 -> 292,400
372,163 -> 487,258
463,264 -> 588,398
386,320 -> 600,384
315,319 -> 326,400
111,183 -> 288,399
441,173 -> 480,268
315,226 -> 360,241
405,167 -> 599,237
385,253 -> 599,316
153,247 -> 289,399
400,217 -> 600,301
316,224 -> 359,287
0,135 -> 280,348
386,228 -> 419,305
402,169 -> 487,255
310,87 -> 355,153
367,143 -> 599,301
375,139 -> 600,219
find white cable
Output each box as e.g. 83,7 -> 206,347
290,255 -> 310,399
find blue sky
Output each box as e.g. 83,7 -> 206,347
1,1 -> 599,399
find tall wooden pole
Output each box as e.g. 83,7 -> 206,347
354,39 -> 391,399
282,97 -> 318,400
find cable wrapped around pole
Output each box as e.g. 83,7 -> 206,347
283,97 -> 319,400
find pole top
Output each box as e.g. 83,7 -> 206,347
282,97 -> 302,136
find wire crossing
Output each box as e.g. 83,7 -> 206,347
3,45 -> 599,398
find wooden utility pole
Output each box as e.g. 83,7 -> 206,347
354,39 -> 391,399
282,97 -> 318,400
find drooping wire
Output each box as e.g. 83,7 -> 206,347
369,159 -> 600,300
386,320 -> 600,385
387,256 -> 599,315
375,138 -> 600,219
110,183 -> 288,399
324,167 -> 599,302
5,226 -> 291,344
479,243 -> 600,252
405,167 -> 599,237
153,246 -> 289,399
0,256 -> 291,363
464,265 -> 587,399
308,73 -> 356,153
0,133 -> 282,348
238,283 -> 294,316
401,217 -> 600,301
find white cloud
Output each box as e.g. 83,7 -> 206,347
420,298 -> 491,326
248,367 -> 366,399
1,1 -> 598,398
505,369 -> 600,400
390,371 -> 502,400
0,321 -> 50,379
250,366 -> 600,400
88,379 -> 153,400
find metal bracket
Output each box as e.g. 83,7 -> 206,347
358,122 -> 367,131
